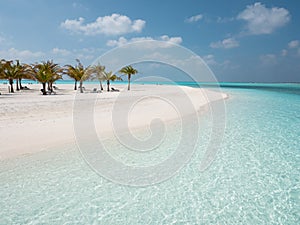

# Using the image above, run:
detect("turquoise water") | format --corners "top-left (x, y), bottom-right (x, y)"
top-left (0, 83), bottom-right (299, 224)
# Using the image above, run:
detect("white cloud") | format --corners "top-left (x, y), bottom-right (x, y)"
top-left (279, 41), bottom-right (300, 57)
top-left (50, 47), bottom-right (106, 65)
top-left (0, 46), bottom-right (107, 65)
top-left (202, 54), bottom-right (217, 65)
top-left (217, 17), bottom-right (234, 23)
top-left (220, 60), bottom-right (232, 69)
top-left (237, 2), bottom-right (290, 35)
top-left (202, 54), bottom-right (237, 70)
top-left (106, 35), bottom-right (183, 48)
top-left (210, 38), bottom-right (239, 49)
top-left (260, 54), bottom-right (277, 65)
top-left (288, 40), bottom-right (299, 49)
top-left (52, 48), bottom-right (71, 56)
top-left (281, 49), bottom-right (288, 56)
top-left (61, 14), bottom-right (145, 36)
top-left (0, 48), bottom-right (44, 62)
top-left (107, 37), bottom-right (140, 47)
top-left (160, 35), bottom-right (183, 44)
top-left (185, 14), bottom-right (203, 23)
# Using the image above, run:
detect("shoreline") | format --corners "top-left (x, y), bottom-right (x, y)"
top-left (0, 83), bottom-right (227, 160)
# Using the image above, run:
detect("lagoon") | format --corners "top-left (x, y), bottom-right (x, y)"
top-left (0, 83), bottom-right (299, 224)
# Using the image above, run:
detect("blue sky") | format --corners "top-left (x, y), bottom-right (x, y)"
top-left (0, 0), bottom-right (299, 82)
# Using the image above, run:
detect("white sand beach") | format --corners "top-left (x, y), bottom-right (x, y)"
top-left (0, 83), bottom-right (227, 160)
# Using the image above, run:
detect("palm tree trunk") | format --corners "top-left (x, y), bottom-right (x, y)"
top-left (99, 80), bottom-right (103, 90)
top-left (16, 79), bottom-right (20, 91)
top-left (128, 74), bottom-right (131, 90)
top-left (79, 80), bottom-right (83, 93)
top-left (49, 82), bottom-right (53, 92)
top-left (107, 80), bottom-right (110, 92)
top-left (19, 78), bottom-right (23, 89)
top-left (74, 80), bottom-right (77, 90)
top-left (9, 79), bottom-right (14, 93)
top-left (47, 82), bottom-right (51, 91)
top-left (42, 83), bottom-right (47, 95)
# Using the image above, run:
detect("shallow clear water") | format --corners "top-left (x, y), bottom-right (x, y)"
top-left (0, 84), bottom-right (299, 224)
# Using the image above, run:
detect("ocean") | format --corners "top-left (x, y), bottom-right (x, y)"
top-left (0, 83), bottom-right (299, 224)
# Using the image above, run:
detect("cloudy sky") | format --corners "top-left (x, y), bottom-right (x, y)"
top-left (0, 0), bottom-right (299, 82)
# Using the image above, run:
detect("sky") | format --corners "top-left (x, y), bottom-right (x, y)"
top-left (0, 0), bottom-right (299, 82)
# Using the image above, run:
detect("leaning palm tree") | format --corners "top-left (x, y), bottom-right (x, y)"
top-left (102, 71), bottom-right (122, 91)
top-left (87, 63), bottom-right (105, 90)
top-left (65, 59), bottom-right (89, 93)
top-left (64, 66), bottom-right (80, 91)
top-left (119, 65), bottom-right (138, 90)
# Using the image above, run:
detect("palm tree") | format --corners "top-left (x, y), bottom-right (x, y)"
top-left (0, 59), bottom-right (4, 78)
top-left (102, 71), bottom-right (122, 91)
top-left (0, 60), bottom-right (27, 93)
top-left (64, 66), bottom-right (80, 91)
top-left (30, 62), bottom-right (51, 95)
top-left (45, 62), bottom-right (63, 92)
top-left (119, 65), bottom-right (138, 90)
top-left (13, 60), bottom-right (31, 91)
top-left (30, 60), bottom-right (62, 95)
top-left (48, 72), bottom-right (62, 92)
top-left (1, 59), bottom-right (14, 93)
top-left (87, 63), bottom-right (105, 90)
top-left (0, 60), bottom-right (4, 90)
top-left (65, 59), bottom-right (89, 93)
top-left (18, 63), bottom-right (34, 90)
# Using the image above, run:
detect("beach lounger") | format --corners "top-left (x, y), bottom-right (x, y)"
top-left (47, 91), bottom-right (56, 95)
top-left (91, 88), bottom-right (102, 93)
top-left (111, 87), bottom-right (119, 92)
top-left (41, 89), bottom-right (56, 95)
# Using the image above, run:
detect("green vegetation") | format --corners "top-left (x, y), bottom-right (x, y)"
top-left (119, 65), bottom-right (138, 90)
top-left (0, 58), bottom-right (138, 95)
top-left (30, 60), bottom-right (63, 95)
top-left (0, 59), bottom-right (29, 93)
top-left (102, 71), bottom-right (122, 92)
top-left (64, 59), bottom-right (89, 93)
top-left (86, 63), bottom-right (106, 91)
